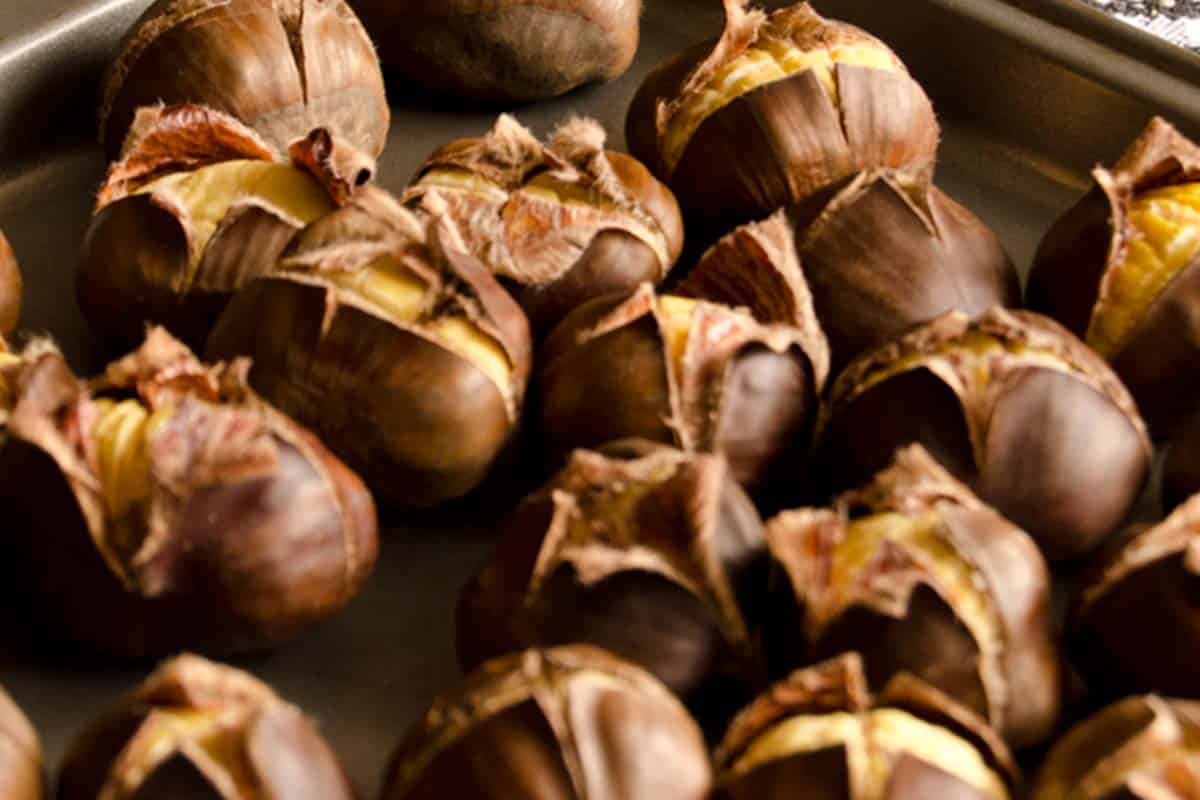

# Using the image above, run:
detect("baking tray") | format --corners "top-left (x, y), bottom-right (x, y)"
top-left (3, 0), bottom-right (1200, 793)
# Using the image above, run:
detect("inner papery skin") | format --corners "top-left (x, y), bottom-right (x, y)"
top-left (731, 709), bottom-right (1007, 800)
top-left (324, 256), bottom-right (513, 397)
top-left (662, 42), bottom-right (901, 174)
top-left (1089, 183), bottom-right (1200, 357)
top-left (416, 169), bottom-right (509, 202)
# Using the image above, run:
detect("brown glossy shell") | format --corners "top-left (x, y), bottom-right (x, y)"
top-left (0, 329), bottom-right (378, 658)
top-left (0, 686), bottom-right (42, 800)
top-left (765, 445), bottom-right (1060, 749)
top-left (206, 187), bottom-right (532, 508)
top-left (58, 654), bottom-right (354, 800)
top-left (1028, 116), bottom-right (1200, 437)
top-left (380, 645), bottom-right (712, 800)
top-left (1165, 408), bottom-right (1200, 510)
top-left (457, 442), bottom-right (767, 718)
top-left (818, 307), bottom-right (1152, 561)
top-left (353, 0), bottom-right (640, 103)
top-left (0, 229), bottom-right (22, 335)
top-left (100, 0), bottom-right (389, 161)
top-left (537, 284), bottom-right (828, 500)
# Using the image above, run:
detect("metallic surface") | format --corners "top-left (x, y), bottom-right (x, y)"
top-left (0, 0), bottom-right (1198, 793)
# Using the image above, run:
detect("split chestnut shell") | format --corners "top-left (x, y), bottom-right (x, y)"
top-left (380, 646), bottom-right (713, 800)
top-left (58, 654), bottom-right (354, 799)
top-left (0, 328), bottom-right (378, 658)
top-left (100, 0), bottom-right (389, 161)
top-left (206, 187), bottom-right (533, 508)
top-left (765, 445), bottom-right (1060, 750)
top-left (0, 229), bottom-right (21, 335)
top-left (626, 0), bottom-right (939, 235)
top-left (0, 686), bottom-right (42, 800)
top-left (817, 307), bottom-right (1152, 561)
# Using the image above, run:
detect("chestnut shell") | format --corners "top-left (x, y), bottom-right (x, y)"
top-left (0, 229), bottom-right (22, 335)
top-left (0, 686), bottom-right (42, 800)
top-left (1165, 408), bottom-right (1200, 510)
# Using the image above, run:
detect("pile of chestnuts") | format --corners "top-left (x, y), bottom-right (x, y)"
top-left (4, 0), bottom-right (1200, 794)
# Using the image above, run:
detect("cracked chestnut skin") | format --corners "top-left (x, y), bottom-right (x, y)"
top-left (351, 0), bottom-right (640, 103)
top-left (0, 686), bottom-right (42, 800)
top-left (59, 654), bottom-right (354, 800)
top-left (1033, 696), bottom-right (1200, 799)
top-left (626, 0), bottom-right (938, 237)
top-left (100, 0), bottom-right (388, 161)
top-left (1073, 493), bottom-right (1200, 699)
top-left (405, 114), bottom-right (684, 335)
top-left (1029, 117), bottom-right (1200, 437)
top-left (536, 283), bottom-right (829, 501)
top-left (380, 646), bottom-right (712, 800)
top-left (713, 653), bottom-right (1019, 800)
top-left (817, 307), bottom-right (1152, 561)
top-left (0, 229), bottom-right (21, 335)
top-left (458, 440), bottom-right (768, 723)
top-left (0, 329), bottom-right (378, 658)
top-left (764, 445), bottom-right (1061, 750)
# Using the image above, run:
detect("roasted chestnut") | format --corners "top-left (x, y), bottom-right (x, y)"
top-left (818, 307), bottom-right (1152, 561)
top-left (713, 653), bottom-right (1019, 799)
top-left (58, 654), bottom-right (353, 799)
top-left (380, 645), bottom-right (713, 800)
top-left (1033, 695), bottom-right (1200, 799)
top-left (626, 0), bottom-right (939, 235)
top-left (405, 114), bottom-right (684, 334)
top-left (1072, 493), bottom-right (1200, 699)
top-left (679, 173), bottom-right (1019, 371)
top-left (458, 441), bottom-right (767, 721)
top-left (0, 686), bottom-right (42, 800)
top-left (1029, 116), bottom-right (1200, 437)
top-left (765, 445), bottom-right (1060, 750)
top-left (99, 0), bottom-right (388, 161)
top-left (207, 187), bottom-right (532, 508)
top-left (537, 284), bottom-right (829, 500)
top-left (79, 104), bottom-right (373, 353)
top-left (1165, 408), bottom-right (1200, 510)
top-left (0, 328), bottom-right (377, 658)
top-left (0, 229), bottom-right (21, 335)
top-left (352, 0), bottom-right (640, 103)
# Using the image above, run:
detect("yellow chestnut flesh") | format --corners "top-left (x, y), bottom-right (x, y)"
top-left (416, 169), bottom-right (510, 202)
top-left (115, 708), bottom-right (256, 795)
top-left (91, 398), bottom-right (174, 522)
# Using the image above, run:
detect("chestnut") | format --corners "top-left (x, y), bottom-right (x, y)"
top-left (679, 173), bottom-right (1020, 371)
top-left (765, 445), bottom-right (1060, 750)
top-left (713, 653), bottom-right (1019, 799)
top-left (1029, 116), bottom-right (1200, 437)
top-left (1072, 492), bottom-right (1200, 699)
top-left (0, 686), bottom-right (42, 800)
top-left (0, 229), bottom-right (21, 335)
top-left (405, 114), bottom-right (685, 334)
top-left (626, 0), bottom-right (939, 236)
top-left (1165, 408), bottom-right (1200, 510)
top-left (351, 0), bottom-right (639, 103)
top-left (380, 645), bottom-right (713, 800)
top-left (458, 440), bottom-right (767, 723)
top-left (1033, 695), bottom-right (1200, 799)
top-left (58, 654), bottom-right (353, 799)
top-left (207, 187), bottom-right (532, 508)
top-left (79, 104), bottom-right (373, 353)
top-left (99, 0), bottom-right (388, 161)
top-left (537, 284), bottom-right (829, 500)
top-left (817, 307), bottom-right (1152, 561)
top-left (0, 328), bottom-right (378, 658)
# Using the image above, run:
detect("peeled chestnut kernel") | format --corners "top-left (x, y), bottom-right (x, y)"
top-left (352, 0), bottom-right (639, 103)
top-left (100, 0), bottom-right (388, 162)
top-left (59, 654), bottom-right (353, 799)
top-left (0, 686), bottom-right (42, 800)
top-left (79, 104), bottom-right (374, 353)
top-left (1072, 493), bottom-right (1200, 698)
top-left (538, 284), bottom-right (829, 499)
top-left (0, 328), bottom-right (378, 658)
top-left (380, 645), bottom-right (712, 800)
top-left (207, 187), bottom-right (532, 508)
top-left (1165, 409), bottom-right (1200, 510)
top-left (713, 653), bottom-right (1019, 800)
top-left (1029, 117), bottom-right (1200, 436)
top-left (405, 115), bottom-right (684, 334)
top-left (458, 441), bottom-right (767, 721)
top-left (1033, 695), bottom-right (1200, 799)
top-left (626, 0), bottom-right (938, 235)
top-left (818, 307), bottom-right (1152, 561)
top-left (0, 229), bottom-right (22, 335)
top-left (765, 445), bottom-right (1060, 750)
